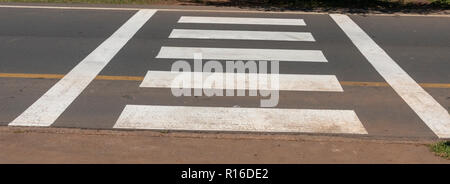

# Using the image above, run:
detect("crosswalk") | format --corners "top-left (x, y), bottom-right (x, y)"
top-left (1, 4), bottom-right (449, 140)
top-left (115, 15), bottom-right (368, 134)
top-left (3, 7), bottom-right (449, 138)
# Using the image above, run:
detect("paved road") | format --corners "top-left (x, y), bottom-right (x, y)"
top-left (0, 4), bottom-right (449, 139)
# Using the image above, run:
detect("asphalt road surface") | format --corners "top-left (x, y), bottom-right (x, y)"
top-left (0, 4), bottom-right (449, 140)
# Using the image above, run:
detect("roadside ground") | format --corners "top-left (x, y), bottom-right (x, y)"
top-left (0, 0), bottom-right (449, 15)
top-left (1, 126), bottom-right (449, 163)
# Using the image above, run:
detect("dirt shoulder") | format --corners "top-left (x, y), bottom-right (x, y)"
top-left (0, 1), bottom-right (448, 16)
top-left (0, 126), bottom-right (448, 164)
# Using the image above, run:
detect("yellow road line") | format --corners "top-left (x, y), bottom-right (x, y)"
top-left (0, 73), bottom-right (64, 79)
top-left (339, 81), bottom-right (390, 87)
top-left (95, 75), bottom-right (144, 81)
top-left (0, 72), bottom-right (449, 89)
top-left (0, 73), bottom-right (144, 81)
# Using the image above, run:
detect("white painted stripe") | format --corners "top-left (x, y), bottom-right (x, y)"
top-left (114, 105), bottom-right (367, 134)
top-left (169, 29), bottom-right (315, 41)
top-left (0, 5), bottom-right (140, 11)
top-left (8, 10), bottom-right (157, 127)
top-left (331, 14), bottom-right (450, 138)
top-left (140, 71), bottom-right (343, 92)
top-left (178, 16), bottom-right (306, 26)
top-left (156, 47), bottom-right (327, 62)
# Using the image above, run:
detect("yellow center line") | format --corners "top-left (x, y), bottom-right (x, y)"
top-left (0, 73), bottom-right (65, 79)
top-left (95, 75), bottom-right (144, 81)
top-left (0, 72), bottom-right (449, 89)
top-left (339, 81), bottom-right (390, 87)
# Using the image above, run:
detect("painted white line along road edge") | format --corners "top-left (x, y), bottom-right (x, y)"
top-left (169, 29), bottom-right (316, 41)
top-left (114, 105), bottom-right (367, 134)
top-left (140, 71), bottom-right (343, 92)
top-left (330, 14), bottom-right (450, 138)
top-left (9, 9), bottom-right (157, 127)
top-left (178, 16), bottom-right (306, 26)
top-left (156, 47), bottom-right (328, 62)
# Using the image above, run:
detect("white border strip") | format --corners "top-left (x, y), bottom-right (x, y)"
top-left (156, 47), bottom-right (328, 62)
top-left (9, 9), bottom-right (157, 127)
top-left (114, 105), bottom-right (367, 134)
top-left (140, 71), bottom-right (343, 92)
top-left (178, 16), bottom-right (306, 26)
top-left (0, 4), bottom-right (140, 11)
top-left (331, 14), bottom-right (450, 138)
top-left (169, 29), bottom-right (315, 41)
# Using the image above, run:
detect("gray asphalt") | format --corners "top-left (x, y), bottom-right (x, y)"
top-left (0, 6), bottom-right (448, 139)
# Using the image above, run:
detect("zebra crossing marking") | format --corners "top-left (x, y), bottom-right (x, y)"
top-left (114, 105), bottom-right (367, 134)
top-left (140, 71), bottom-right (343, 92)
top-left (156, 47), bottom-right (328, 62)
top-left (178, 16), bottom-right (306, 26)
top-left (169, 29), bottom-right (315, 41)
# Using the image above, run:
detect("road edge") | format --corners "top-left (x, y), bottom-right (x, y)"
top-left (0, 2), bottom-right (449, 17)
